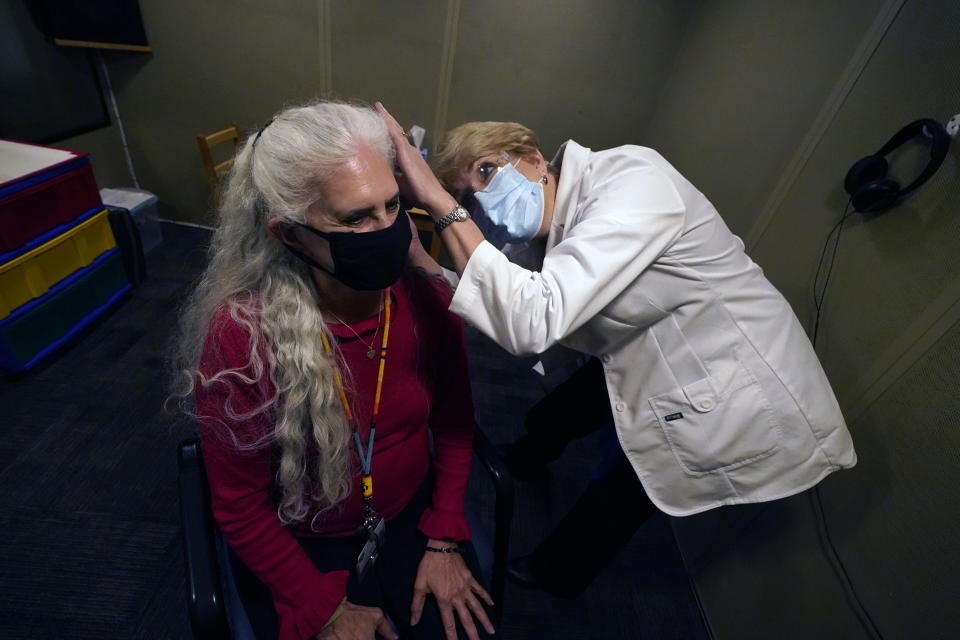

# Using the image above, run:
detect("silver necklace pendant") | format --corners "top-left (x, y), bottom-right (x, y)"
top-left (325, 291), bottom-right (384, 362)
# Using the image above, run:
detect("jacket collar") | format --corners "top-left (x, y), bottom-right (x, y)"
top-left (547, 140), bottom-right (590, 250)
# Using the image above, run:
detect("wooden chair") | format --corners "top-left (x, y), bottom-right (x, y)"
top-left (197, 124), bottom-right (240, 198)
top-left (409, 208), bottom-right (445, 262)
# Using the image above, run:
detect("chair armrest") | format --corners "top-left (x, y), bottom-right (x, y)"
top-left (472, 427), bottom-right (514, 629)
top-left (178, 438), bottom-right (231, 639)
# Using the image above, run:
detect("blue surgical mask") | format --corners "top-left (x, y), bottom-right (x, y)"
top-left (473, 162), bottom-right (544, 246)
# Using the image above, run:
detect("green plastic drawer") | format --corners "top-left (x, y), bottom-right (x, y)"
top-left (0, 248), bottom-right (131, 372)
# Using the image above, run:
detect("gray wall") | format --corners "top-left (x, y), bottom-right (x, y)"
top-left (18, 0), bottom-right (959, 637)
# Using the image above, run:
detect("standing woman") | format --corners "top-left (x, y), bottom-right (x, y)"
top-left (173, 101), bottom-right (495, 640)
top-left (376, 102), bottom-right (856, 595)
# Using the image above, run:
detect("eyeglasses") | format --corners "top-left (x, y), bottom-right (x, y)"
top-left (471, 152), bottom-right (514, 188)
top-left (451, 152), bottom-right (516, 204)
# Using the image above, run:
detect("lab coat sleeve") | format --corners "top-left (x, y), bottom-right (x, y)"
top-left (450, 159), bottom-right (685, 355)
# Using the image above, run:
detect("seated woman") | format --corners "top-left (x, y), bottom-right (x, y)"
top-left (173, 101), bottom-right (494, 640)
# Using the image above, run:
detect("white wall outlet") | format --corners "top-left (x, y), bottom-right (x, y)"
top-left (946, 113), bottom-right (960, 138)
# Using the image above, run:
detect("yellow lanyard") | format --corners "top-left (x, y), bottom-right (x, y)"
top-left (320, 289), bottom-right (391, 505)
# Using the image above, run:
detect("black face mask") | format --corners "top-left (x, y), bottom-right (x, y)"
top-left (285, 209), bottom-right (411, 291)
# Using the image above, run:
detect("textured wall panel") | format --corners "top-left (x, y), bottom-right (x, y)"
top-left (639, 0), bottom-right (885, 237)
top-left (749, 0), bottom-right (960, 409)
top-left (820, 319), bottom-right (960, 637)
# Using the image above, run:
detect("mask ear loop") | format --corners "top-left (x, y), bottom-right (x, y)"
top-left (506, 152), bottom-right (548, 184)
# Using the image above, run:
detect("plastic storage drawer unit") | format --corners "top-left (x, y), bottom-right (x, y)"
top-left (0, 208), bottom-right (115, 319)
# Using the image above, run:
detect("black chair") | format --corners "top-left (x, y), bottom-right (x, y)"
top-left (178, 429), bottom-right (514, 639)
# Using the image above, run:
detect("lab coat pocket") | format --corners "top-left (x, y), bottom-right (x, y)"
top-left (648, 363), bottom-right (780, 474)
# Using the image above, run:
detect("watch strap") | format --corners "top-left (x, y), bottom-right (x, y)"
top-left (434, 204), bottom-right (470, 233)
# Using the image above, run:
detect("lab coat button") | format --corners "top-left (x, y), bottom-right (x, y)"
top-left (698, 398), bottom-right (715, 411)
top-left (615, 401), bottom-right (626, 412)
top-left (602, 354), bottom-right (612, 364)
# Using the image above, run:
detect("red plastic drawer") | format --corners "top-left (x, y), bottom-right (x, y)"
top-left (0, 161), bottom-right (102, 253)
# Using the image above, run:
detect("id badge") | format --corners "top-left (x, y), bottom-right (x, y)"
top-left (356, 516), bottom-right (386, 583)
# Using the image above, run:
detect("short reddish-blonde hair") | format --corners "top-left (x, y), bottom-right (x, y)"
top-left (432, 121), bottom-right (541, 190)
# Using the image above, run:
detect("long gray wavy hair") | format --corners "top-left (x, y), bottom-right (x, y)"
top-left (171, 100), bottom-right (395, 525)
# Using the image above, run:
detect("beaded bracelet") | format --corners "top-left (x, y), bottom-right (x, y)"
top-left (425, 545), bottom-right (461, 553)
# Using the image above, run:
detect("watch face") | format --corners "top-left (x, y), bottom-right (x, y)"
top-left (437, 206), bottom-right (469, 231)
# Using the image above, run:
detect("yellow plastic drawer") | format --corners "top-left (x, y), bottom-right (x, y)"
top-left (0, 209), bottom-right (116, 319)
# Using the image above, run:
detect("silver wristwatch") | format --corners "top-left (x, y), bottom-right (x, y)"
top-left (434, 204), bottom-right (470, 233)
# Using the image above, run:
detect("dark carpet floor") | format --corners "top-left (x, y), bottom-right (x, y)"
top-left (0, 222), bottom-right (707, 639)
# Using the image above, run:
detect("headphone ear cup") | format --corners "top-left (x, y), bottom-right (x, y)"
top-left (844, 155), bottom-right (888, 196)
top-left (851, 178), bottom-right (900, 213)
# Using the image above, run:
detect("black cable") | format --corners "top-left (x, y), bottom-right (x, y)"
top-left (808, 199), bottom-right (884, 639)
top-left (810, 486), bottom-right (884, 639)
top-left (811, 201), bottom-right (856, 346)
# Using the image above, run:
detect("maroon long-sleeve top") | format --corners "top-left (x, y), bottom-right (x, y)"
top-left (195, 273), bottom-right (476, 639)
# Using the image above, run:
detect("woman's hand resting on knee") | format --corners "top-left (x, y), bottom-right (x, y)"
top-left (411, 539), bottom-right (495, 640)
top-left (317, 600), bottom-right (397, 640)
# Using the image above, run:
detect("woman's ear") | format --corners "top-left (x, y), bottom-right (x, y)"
top-left (267, 216), bottom-right (300, 248)
top-left (524, 149), bottom-right (547, 169)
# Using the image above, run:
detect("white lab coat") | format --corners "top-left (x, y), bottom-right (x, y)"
top-left (450, 140), bottom-right (856, 516)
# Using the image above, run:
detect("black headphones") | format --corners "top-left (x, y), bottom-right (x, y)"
top-left (843, 118), bottom-right (950, 213)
